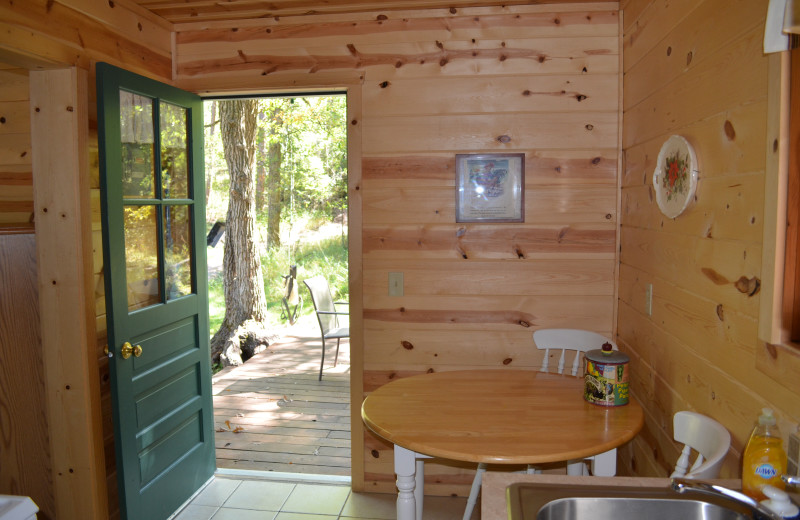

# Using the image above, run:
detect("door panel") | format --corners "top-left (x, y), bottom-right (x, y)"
top-left (97, 62), bottom-right (214, 520)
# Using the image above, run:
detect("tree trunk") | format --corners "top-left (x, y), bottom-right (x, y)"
top-left (266, 140), bottom-right (282, 249)
top-left (210, 99), bottom-right (270, 367)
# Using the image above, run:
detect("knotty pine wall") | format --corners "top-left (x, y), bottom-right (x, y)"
top-left (0, 64), bottom-right (32, 228)
top-left (618, 0), bottom-right (800, 480)
top-left (0, 1), bottom-right (173, 518)
top-left (175, 3), bottom-right (622, 494)
top-left (12, 0), bottom-right (796, 510)
top-left (0, 232), bottom-right (53, 518)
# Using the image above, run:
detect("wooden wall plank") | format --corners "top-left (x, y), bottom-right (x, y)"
top-left (30, 67), bottom-right (107, 520)
top-left (177, 17), bottom-right (619, 55)
top-left (617, 300), bottom-right (776, 478)
top-left (620, 226), bottom-right (760, 315)
top-left (0, 65), bottom-right (32, 228)
top-left (0, 213), bottom-right (33, 225)
top-left (363, 323), bottom-right (613, 366)
top-left (621, 0), bottom-right (703, 72)
top-left (174, 3), bottom-right (617, 494)
top-left (65, 0), bottom-right (174, 37)
top-left (624, 27), bottom-right (767, 148)
top-left (363, 75), bottom-right (619, 115)
top-left (623, 101), bottom-right (768, 188)
top-left (0, 1), bottom-right (181, 514)
top-left (0, 1), bottom-right (172, 81)
top-left (168, 3), bottom-right (618, 30)
top-left (363, 294), bottom-right (614, 323)
top-left (620, 0), bottom-right (798, 480)
top-left (362, 52), bottom-right (620, 80)
top-left (362, 184), bottom-right (617, 224)
top-left (5, 1), bottom-right (628, 500)
top-left (345, 84), bottom-right (367, 490)
top-left (0, 232), bottom-right (54, 518)
top-left (621, 172), bottom-right (764, 243)
top-left (0, 69), bottom-right (30, 100)
top-left (158, 1), bottom-right (618, 25)
top-left (0, 101), bottom-right (32, 134)
top-left (363, 151), bottom-right (618, 186)
top-left (363, 113), bottom-right (618, 153)
top-left (0, 134), bottom-right (31, 165)
top-left (362, 224), bottom-right (616, 260)
top-left (177, 36), bottom-right (620, 80)
top-left (362, 258), bottom-right (615, 295)
top-left (622, 0), bottom-right (765, 111)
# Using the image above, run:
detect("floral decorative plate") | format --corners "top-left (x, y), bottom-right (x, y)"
top-left (653, 135), bottom-right (698, 218)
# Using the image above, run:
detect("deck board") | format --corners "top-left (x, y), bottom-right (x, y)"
top-left (212, 324), bottom-right (351, 476)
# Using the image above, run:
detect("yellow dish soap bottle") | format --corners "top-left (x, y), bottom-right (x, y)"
top-left (742, 408), bottom-right (787, 502)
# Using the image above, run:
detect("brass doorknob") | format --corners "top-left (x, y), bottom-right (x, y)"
top-left (121, 342), bottom-right (143, 359)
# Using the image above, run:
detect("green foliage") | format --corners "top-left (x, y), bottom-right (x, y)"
top-left (262, 232), bottom-right (349, 316)
top-left (204, 93), bottom-right (349, 335)
top-left (204, 102), bottom-right (230, 227)
top-left (207, 231), bottom-right (348, 331)
top-left (207, 247), bottom-right (226, 334)
top-left (205, 96), bottom-right (347, 231)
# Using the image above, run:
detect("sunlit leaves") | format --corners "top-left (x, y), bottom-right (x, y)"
top-left (204, 95), bottom-right (347, 231)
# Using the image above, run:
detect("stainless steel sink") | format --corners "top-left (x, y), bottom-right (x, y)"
top-left (506, 483), bottom-right (755, 520)
top-left (536, 496), bottom-right (747, 520)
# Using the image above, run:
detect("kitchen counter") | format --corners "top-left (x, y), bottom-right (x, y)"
top-left (480, 473), bottom-right (741, 520)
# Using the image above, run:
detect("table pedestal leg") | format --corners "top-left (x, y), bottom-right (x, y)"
top-left (590, 449), bottom-right (617, 476)
top-left (566, 460), bottom-right (586, 475)
top-left (394, 445), bottom-right (417, 520)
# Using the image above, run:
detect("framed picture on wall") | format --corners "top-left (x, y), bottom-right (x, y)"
top-left (455, 153), bottom-right (525, 223)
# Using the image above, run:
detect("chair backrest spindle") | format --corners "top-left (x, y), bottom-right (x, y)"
top-left (670, 411), bottom-right (730, 479)
top-left (533, 329), bottom-right (617, 376)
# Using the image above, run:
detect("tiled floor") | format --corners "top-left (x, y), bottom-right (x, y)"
top-left (173, 473), bottom-right (475, 520)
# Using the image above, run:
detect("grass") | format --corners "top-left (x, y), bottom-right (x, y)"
top-left (207, 231), bottom-right (348, 336)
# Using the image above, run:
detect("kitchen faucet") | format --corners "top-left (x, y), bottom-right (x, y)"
top-left (670, 478), bottom-right (785, 520)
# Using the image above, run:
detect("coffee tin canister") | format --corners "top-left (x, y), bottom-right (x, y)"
top-left (583, 346), bottom-right (630, 407)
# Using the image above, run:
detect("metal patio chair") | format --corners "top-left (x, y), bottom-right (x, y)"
top-left (303, 276), bottom-right (349, 381)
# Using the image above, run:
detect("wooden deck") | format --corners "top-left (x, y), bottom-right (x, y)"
top-left (212, 318), bottom-right (351, 476)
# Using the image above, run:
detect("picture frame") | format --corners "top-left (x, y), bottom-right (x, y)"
top-left (455, 153), bottom-right (525, 223)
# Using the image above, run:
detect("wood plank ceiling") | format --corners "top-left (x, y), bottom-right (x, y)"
top-left (130, 0), bottom-right (618, 24)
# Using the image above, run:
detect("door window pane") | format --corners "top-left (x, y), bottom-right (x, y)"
top-left (120, 91), bottom-right (155, 199)
top-left (124, 205), bottom-right (160, 310)
top-left (160, 102), bottom-right (189, 199)
top-left (164, 205), bottom-right (193, 300)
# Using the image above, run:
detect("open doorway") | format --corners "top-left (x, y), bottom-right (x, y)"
top-left (203, 93), bottom-right (350, 477)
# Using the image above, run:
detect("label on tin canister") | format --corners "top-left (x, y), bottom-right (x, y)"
top-left (583, 358), bottom-right (629, 407)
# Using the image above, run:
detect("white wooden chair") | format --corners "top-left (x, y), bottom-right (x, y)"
top-left (302, 276), bottom-right (349, 381)
top-left (463, 328), bottom-right (618, 520)
top-left (535, 328), bottom-right (620, 476)
top-left (670, 411), bottom-right (731, 479)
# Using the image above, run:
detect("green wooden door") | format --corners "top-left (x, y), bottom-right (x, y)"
top-left (96, 63), bottom-right (215, 520)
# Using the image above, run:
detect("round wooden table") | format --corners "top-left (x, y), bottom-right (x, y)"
top-left (361, 369), bottom-right (644, 519)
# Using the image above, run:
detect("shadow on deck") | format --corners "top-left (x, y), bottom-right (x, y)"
top-left (212, 317), bottom-right (351, 476)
